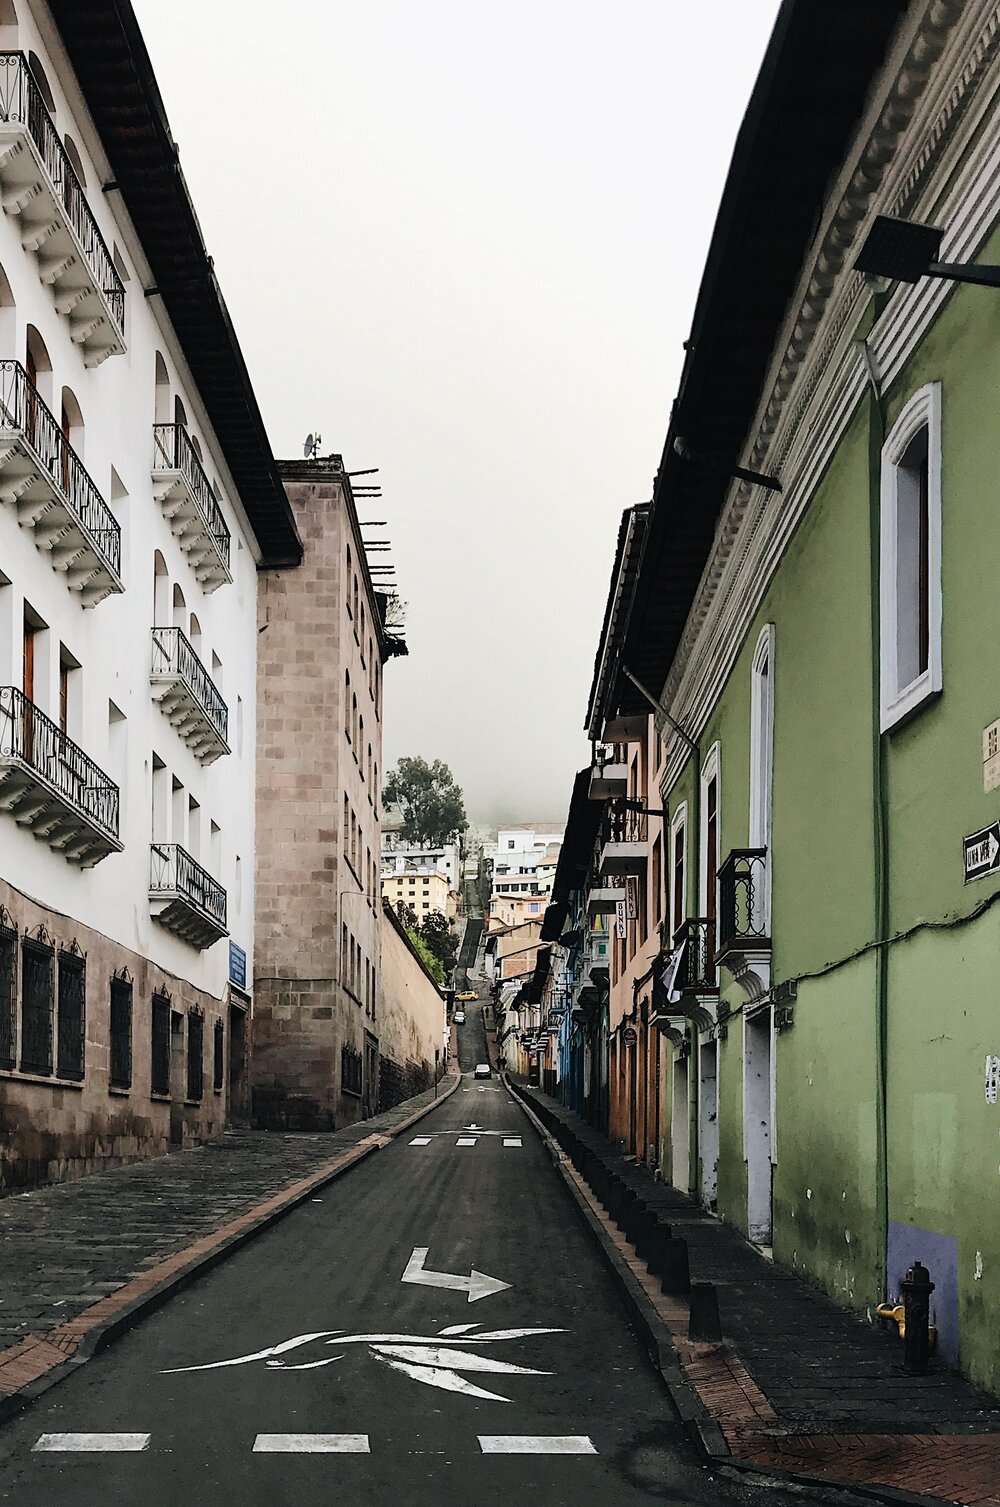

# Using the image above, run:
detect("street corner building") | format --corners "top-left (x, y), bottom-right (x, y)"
top-left (0, 1), bottom-right (302, 1188)
top-left (532, 0), bottom-right (1000, 1402)
top-left (251, 456), bottom-right (439, 1131)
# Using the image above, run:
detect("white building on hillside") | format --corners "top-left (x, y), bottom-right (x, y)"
top-left (0, 0), bottom-right (301, 1189)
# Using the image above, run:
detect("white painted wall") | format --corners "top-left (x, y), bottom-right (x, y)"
top-left (0, 2), bottom-right (258, 999)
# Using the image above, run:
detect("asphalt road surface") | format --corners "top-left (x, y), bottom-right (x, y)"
top-left (0, 996), bottom-right (842, 1505)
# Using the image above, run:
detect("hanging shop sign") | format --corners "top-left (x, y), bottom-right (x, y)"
top-left (622, 1025), bottom-right (638, 1048)
top-left (615, 900), bottom-right (627, 938)
top-left (625, 876), bottom-right (639, 921)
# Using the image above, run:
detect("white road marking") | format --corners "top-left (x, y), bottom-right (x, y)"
top-left (401, 1246), bottom-right (511, 1303)
top-left (456, 1137), bottom-right (477, 1146)
top-left (479, 1436), bottom-right (597, 1455)
top-left (409, 1136), bottom-right (432, 1146)
top-left (503, 1138), bottom-right (522, 1148)
top-left (33, 1433), bottom-right (150, 1452)
top-left (253, 1434), bottom-right (369, 1453)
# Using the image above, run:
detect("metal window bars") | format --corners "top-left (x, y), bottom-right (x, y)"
top-left (19, 928), bottom-right (54, 1074)
top-left (604, 802), bottom-right (649, 845)
top-left (0, 360), bottom-right (121, 577)
top-left (150, 991), bottom-right (170, 1095)
top-left (186, 1011), bottom-right (203, 1101)
top-left (0, 53), bottom-right (126, 333)
top-left (0, 685), bottom-right (121, 842)
top-left (109, 969), bottom-right (133, 1089)
top-left (149, 842), bottom-right (227, 931)
top-left (152, 424), bottom-right (231, 569)
top-left (56, 943), bottom-right (86, 1080)
top-left (341, 1042), bottom-right (362, 1095)
top-left (213, 1017), bottom-right (224, 1092)
top-left (150, 626), bottom-right (229, 744)
top-left (0, 905), bottom-right (15, 1070)
top-left (671, 917), bottom-right (718, 993)
top-left (718, 848), bottom-right (769, 953)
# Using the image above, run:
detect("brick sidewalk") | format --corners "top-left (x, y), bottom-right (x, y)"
top-left (0, 1072), bottom-right (458, 1415)
top-left (517, 1085), bottom-right (1000, 1507)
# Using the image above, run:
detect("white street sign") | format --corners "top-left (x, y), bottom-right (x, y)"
top-left (402, 1246), bottom-right (511, 1303)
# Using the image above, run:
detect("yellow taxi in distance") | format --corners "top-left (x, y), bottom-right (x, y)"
top-left (456, 991), bottom-right (477, 1002)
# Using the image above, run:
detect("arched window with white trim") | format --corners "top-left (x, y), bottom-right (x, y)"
top-left (749, 624), bottom-right (775, 931)
top-left (669, 802), bottom-right (688, 942)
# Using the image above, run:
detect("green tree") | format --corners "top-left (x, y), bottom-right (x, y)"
top-left (384, 757), bottom-right (467, 847)
top-left (420, 910), bottom-right (458, 977)
top-left (395, 900), bottom-right (419, 931)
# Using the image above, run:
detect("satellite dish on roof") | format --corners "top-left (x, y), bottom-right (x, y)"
top-left (303, 432), bottom-right (321, 459)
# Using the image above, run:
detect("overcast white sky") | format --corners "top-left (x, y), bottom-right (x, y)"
top-left (132, 0), bottom-right (782, 826)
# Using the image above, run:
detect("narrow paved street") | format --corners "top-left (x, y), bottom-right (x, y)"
top-left (0, 995), bottom-right (844, 1506)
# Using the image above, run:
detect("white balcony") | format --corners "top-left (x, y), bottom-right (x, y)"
top-left (599, 807), bottom-right (649, 877)
top-left (0, 360), bottom-right (122, 605)
top-left (587, 885), bottom-right (624, 918)
top-left (151, 425), bottom-right (232, 592)
top-left (0, 687), bottom-right (122, 867)
top-left (150, 627), bottom-right (229, 764)
top-left (589, 761), bottom-right (628, 800)
top-left (0, 53), bottom-right (126, 365)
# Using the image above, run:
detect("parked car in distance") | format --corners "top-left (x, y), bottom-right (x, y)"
top-left (474, 1063), bottom-right (492, 1079)
top-left (456, 991), bottom-right (477, 1002)
top-left (453, 1011), bottom-right (465, 1024)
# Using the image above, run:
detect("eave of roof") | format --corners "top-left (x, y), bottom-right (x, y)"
top-left (551, 767), bottom-right (603, 903)
top-left (48, 1), bottom-right (302, 568)
top-left (613, 0), bottom-right (907, 719)
top-left (584, 502), bottom-right (650, 739)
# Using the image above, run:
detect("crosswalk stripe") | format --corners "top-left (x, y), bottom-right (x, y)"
top-left (253, 1434), bottom-right (370, 1453)
top-left (503, 1137), bottom-right (522, 1148)
top-left (33, 1433), bottom-right (150, 1452)
top-left (456, 1137), bottom-right (477, 1146)
top-left (409, 1136), bottom-right (432, 1146)
top-left (478, 1435), bottom-right (597, 1455)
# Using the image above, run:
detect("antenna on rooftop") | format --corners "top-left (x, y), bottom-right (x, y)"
top-left (302, 431), bottom-right (322, 460)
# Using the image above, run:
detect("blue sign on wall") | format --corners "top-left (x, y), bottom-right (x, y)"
top-left (229, 941), bottom-right (247, 990)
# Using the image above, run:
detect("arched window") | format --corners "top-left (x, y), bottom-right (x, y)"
top-left (344, 670), bottom-right (351, 739)
top-left (352, 692), bottom-right (358, 747)
top-left (189, 432), bottom-right (203, 463)
top-left (189, 613), bottom-right (202, 654)
top-left (353, 575), bottom-right (359, 624)
top-left (152, 551), bottom-right (169, 625)
top-left (172, 582), bottom-right (186, 631)
top-left (358, 714), bottom-right (364, 773)
top-left (63, 133), bottom-right (86, 189)
top-left (669, 803), bottom-right (687, 940)
top-left (27, 51), bottom-right (54, 114)
top-left (174, 394), bottom-right (188, 430)
top-left (60, 386), bottom-right (83, 457)
top-left (367, 742), bottom-right (372, 787)
top-left (25, 324), bottom-right (51, 404)
top-left (154, 352), bottom-right (170, 424)
top-left (361, 601), bottom-right (366, 644)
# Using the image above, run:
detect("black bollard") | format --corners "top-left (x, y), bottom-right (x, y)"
top-left (660, 1236), bottom-right (692, 1295)
top-left (645, 1220), bottom-right (674, 1275)
top-left (604, 1176), bottom-right (625, 1219)
top-left (615, 1188), bottom-right (638, 1231)
top-left (632, 1206), bottom-right (659, 1259)
top-left (901, 1261), bottom-right (935, 1375)
top-left (622, 1199), bottom-right (649, 1244)
top-left (688, 1282), bottom-right (723, 1343)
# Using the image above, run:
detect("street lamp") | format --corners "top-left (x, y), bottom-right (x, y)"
top-left (854, 214), bottom-right (1000, 289)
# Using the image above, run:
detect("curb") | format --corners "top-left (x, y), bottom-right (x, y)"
top-left (0, 1071), bottom-right (462, 1427)
top-left (506, 1079), bottom-right (950, 1507)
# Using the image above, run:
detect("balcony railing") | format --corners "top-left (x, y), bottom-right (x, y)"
top-left (600, 801), bottom-right (648, 877)
top-left (0, 53), bottom-right (126, 359)
top-left (152, 424), bottom-right (232, 589)
top-left (149, 842), bottom-right (228, 949)
top-left (150, 626), bottom-right (229, 762)
top-left (0, 686), bottom-right (121, 865)
top-left (0, 360), bottom-right (122, 601)
top-left (672, 917), bottom-right (718, 994)
top-left (604, 803), bottom-right (648, 845)
top-left (717, 848), bottom-right (770, 960)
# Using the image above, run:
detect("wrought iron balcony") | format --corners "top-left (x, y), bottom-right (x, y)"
top-left (0, 686), bottom-right (121, 866)
top-left (149, 842), bottom-right (228, 949)
top-left (151, 425), bottom-right (232, 591)
top-left (588, 747), bottom-right (628, 800)
top-left (672, 917), bottom-right (718, 995)
top-left (0, 361), bottom-right (122, 604)
top-left (600, 802), bottom-right (648, 876)
top-left (150, 627), bottom-right (229, 763)
top-left (587, 885), bottom-right (625, 918)
top-left (717, 848), bottom-right (770, 963)
top-left (0, 53), bottom-right (125, 363)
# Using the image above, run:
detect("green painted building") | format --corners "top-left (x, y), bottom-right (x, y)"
top-left (596, 0), bottom-right (1000, 1394)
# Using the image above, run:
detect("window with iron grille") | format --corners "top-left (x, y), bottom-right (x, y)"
top-left (109, 971), bottom-right (133, 1090)
top-left (151, 990), bottom-right (170, 1095)
top-left (0, 908), bottom-right (16, 1071)
top-left (56, 946), bottom-right (86, 1080)
top-left (341, 1043), bottom-right (362, 1095)
top-left (187, 1011), bottom-right (203, 1101)
top-left (213, 1017), bottom-right (224, 1092)
top-left (20, 932), bottom-right (54, 1075)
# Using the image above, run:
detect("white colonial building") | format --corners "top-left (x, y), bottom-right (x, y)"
top-left (0, 0), bottom-right (301, 1188)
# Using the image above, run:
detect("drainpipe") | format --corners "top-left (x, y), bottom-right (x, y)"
top-left (862, 328), bottom-right (890, 1290)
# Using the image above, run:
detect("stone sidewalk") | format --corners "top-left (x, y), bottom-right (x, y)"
top-left (515, 1084), bottom-right (1000, 1507)
top-left (0, 1072), bottom-right (458, 1416)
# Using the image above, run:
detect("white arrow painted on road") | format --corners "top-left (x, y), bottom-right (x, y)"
top-left (402, 1246), bottom-right (511, 1304)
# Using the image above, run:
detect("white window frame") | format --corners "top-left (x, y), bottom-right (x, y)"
top-left (668, 801), bottom-right (688, 943)
top-left (879, 381), bottom-right (942, 732)
top-left (699, 742), bottom-right (721, 919)
top-left (749, 625), bottom-right (775, 932)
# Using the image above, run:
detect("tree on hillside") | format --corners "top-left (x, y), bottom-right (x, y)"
top-left (395, 900), bottom-right (419, 931)
top-left (384, 757), bottom-right (467, 847)
top-left (420, 910), bottom-right (458, 977)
